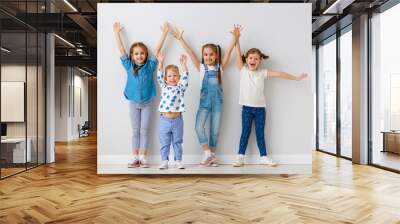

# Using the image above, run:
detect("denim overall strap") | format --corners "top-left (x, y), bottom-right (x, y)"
top-left (206, 64), bottom-right (219, 78)
top-left (201, 64), bottom-right (209, 93)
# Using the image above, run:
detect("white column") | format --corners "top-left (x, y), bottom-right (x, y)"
top-left (46, 33), bottom-right (55, 163)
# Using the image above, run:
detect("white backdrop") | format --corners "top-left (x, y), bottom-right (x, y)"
top-left (98, 3), bottom-right (313, 170)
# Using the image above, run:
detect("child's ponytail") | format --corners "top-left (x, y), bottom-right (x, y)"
top-left (242, 48), bottom-right (269, 63)
top-left (217, 45), bottom-right (222, 85)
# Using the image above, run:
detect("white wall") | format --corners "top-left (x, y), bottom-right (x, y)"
top-left (72, 72), bottom-right (89, 138)
top-left (55, 67), bottom-right (89, 141)
top-left (98, 3), bottom-right (313, 167)
top-left (55, 67), bottom-right (69, 141)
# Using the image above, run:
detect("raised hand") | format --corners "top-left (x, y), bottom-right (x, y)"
top-left (180, 54), bottom-right (187, 66)
top-left (230, 24), bottom-right (243, 38)
top-left (160, 22), bottom-right (170, 34)
top-left (180, 54), bottom-right (188, 72)
top-left (113, 22), bottom-right (123, 34)
top-left (113, 22), bottom-right (127, 56)
top-left (156, 52), bottom-right (165, 64)
top-left (296, 73), bottom-right (308, 81)
top-left (171, 27), bottom-right (184, 40)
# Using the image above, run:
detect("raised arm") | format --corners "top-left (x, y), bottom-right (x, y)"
top-left (154, 22), bottom-right (170, 56)
top-left (156, 53), bottom-right (164, 71)
top-left (179, 54), bottom-right (189, 91)
top-left (221, 25), bottom-right (241, 70)
top-left (156, 53), bottom-right (166, 86)
top-left (180, 54), bottom-right (189, 73)
top-left (113, 22), bottom-right (127, 56)
top-left (268, 70), bottom-right (308, 81)
top-left (235, 39), bottom-right (244, 70)
top-left (171, 28), bottom-right (201, 72)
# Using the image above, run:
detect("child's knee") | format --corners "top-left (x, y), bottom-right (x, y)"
top-left (140, 128), bottom-right (148, 136)
top-left (132, 128), bottom-right (140, 137)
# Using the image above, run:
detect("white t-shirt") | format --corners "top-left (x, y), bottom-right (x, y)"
top-left (239, 66), bottom-right (268, 107)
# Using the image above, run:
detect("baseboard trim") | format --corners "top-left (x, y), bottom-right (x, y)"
top-left (98, 154), bottom-right (311, 165)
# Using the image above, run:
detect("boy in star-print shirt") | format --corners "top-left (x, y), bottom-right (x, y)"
top-left (156, 53), bottom-right (189, 170)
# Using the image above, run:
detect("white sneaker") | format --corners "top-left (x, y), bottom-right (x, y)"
top-left (210, 153), bottom-right (219, 167)
top-left (175, 160), bottom-right (185, 169)
top-left (210, 157), bottom-right (219, 167)
top-left (159, 160), bottom-right (169, 169)
top-left (200, 151), bottom-right (213, 166)
top-left (260, 156), bottom-right (277, 166)
top-left (232, 154), bottom-right (244, 167)
top-left (139, 157), bottom-right (149, 168)
top-left (127, 158), bottom-right (139, 168)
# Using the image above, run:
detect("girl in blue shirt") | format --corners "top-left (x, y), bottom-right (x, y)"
top-left (113, 22), bottom-right (170, 168)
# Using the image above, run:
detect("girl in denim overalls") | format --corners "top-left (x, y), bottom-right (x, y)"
top-left (172, 25), bottom-right (239, 166)
top-left (113, 22), bottom-right (170, 168)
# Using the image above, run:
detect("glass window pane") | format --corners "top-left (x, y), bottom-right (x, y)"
top-left (340, 29), bottom-right (352, 158)
top-left (1, 31), bottom-right (27, 177)
top-left (371, 3), bottom-right (400, 171)
top-left (0, 1), bottom-right (46, 179)
top-left (318, 37), bottom-right (337, 154)
top-left (27, 32), bottom-right (38, 169)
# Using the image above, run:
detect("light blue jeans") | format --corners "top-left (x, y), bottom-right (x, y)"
top-left (195, 88), bottom-right (223, 148)
top-left (195, 67), bottom-right (223, 149)
top-left (129, 100), bottom-right (152, 150)
top-left (159, 115), bottom-right (183, 161)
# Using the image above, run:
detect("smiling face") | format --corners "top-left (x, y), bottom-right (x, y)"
top-left (131, 46), bottom-right (147, 65)
top-left (165, 66), bottom-right (180, 86)
top-left (243, 48), bottom-right (269, 71)
top-left (129, 42), bottom-right (148, 65)
top-left (246, 53), bottom-right (261, 71)
top-left (202, 46), bottom-right (218, 66)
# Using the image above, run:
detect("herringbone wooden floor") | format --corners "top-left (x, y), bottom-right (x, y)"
top-left (1, 135), bottom-right (400, 224)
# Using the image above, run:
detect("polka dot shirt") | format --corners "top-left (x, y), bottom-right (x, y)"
top-left (157, 70), bottom-right (189, 112)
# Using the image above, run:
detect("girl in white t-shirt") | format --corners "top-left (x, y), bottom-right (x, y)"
top-left (232, 26), bottom-right (307, 167)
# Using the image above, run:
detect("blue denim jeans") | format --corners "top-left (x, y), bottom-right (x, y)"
top-left (129, 100), bottom-right (153, 150)
top-left (195, 108), bottom-right (221, 149)
top-left (195, 64), bottom-right (223, 149)
top-left (159, 115), bottom-right (183, 161)
top-left (238, 106), bottom-right (267, 156)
